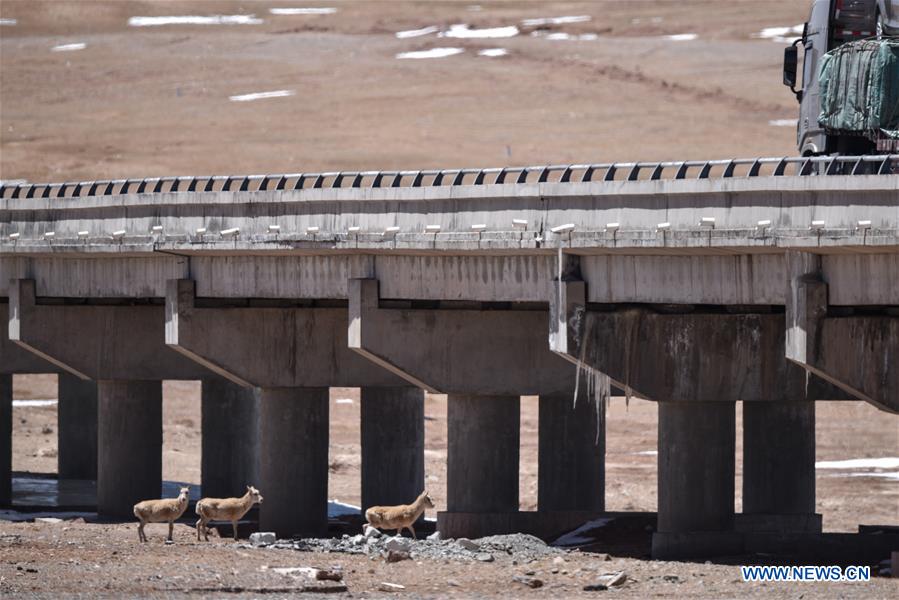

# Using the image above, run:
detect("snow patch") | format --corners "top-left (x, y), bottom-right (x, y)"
top-left (229, 90), bottom-right (295, 102)
top-left (128, 15), bottom-right (263, 27)
top-left (396, 47), bottom-right (464, 60)
top-left (441, 24), bottom-right (519, 39)
top-left (329, 500), bottom-right (360, 517)
top-left (522, 15), bottom-right (591, 27)
top-left (0, 510), bottom-right (95, 522)
top-left (769, 119), bottom-right (798, 127)
top-left (269, 7), bottom-right (337, 15)
top-left (815, 457), bottom-right (899, 470)
top-left (13, 399), bottom-right (58, 408)
top-left (396, 25), bottom-right (439, 39)
top-left (478, 48), bottom-right (508, 57)
top-left (534, 31), bottom-right (598, 41)
top-left (51, 43), bottom-right (86, 52)
top-left (335, 398), bottom-right (354, 405)
top-left (755, 24), bottom-right (804, 43)
top-left (845, 471), bottom-right (899, 481)
top-left (665, 33), bottom-right (698, 41)
top-left (0, 18), bottom-right (17, 26)
top-left (553, 517), bottom-right (614, 547)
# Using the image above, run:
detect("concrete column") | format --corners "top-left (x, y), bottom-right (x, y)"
top-left (360, 386), bottom-right (424, 512)
top-left (57, 374), bottom-right (98, 480)
top-left (97, 380), bottom-right (162, 517)
top-left (201, 377), bottom-right (259, 499)
top-left (258, 387), bottom-right (329, 537)
top-left (538, 393), bottom-right (605, 512)
top-left (741, 401), bottom-right (819, 533)
top-left (654, 401), bottom-right (741, 559)
top-left (447, 394), bottom-right (519, 513)
top-left (1, 375), bottom-right (11, 506)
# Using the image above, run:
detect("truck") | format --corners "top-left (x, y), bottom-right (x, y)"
top-left (783, 0), bottom-right (899, 155)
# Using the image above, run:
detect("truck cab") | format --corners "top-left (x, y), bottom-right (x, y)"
top-left (784, 0), bottom-right (899, 155)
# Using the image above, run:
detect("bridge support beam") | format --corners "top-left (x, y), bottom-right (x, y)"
top-left (57, 374), bottom-right (98, 481)
top-left (350, 278), bottom-right (599, 537)
top-left (1, 375), bottom-right (10, 506)
top-left (442, 394), bottom-right (520, 538)
top-left (538, 392), bottom-right (604, 512)
top-left (653, 401), bottom-right (741, 559)
top-left (258, 387), bottom-right (329, 538)
top-left (360, 386), bottom-right (425, 513)
top-left (201, 377), bottom-right (259, 498)
top-left (740, 401), bottom-right (819, 533)
top-left (786, 252), bottom-right (899, 413)
top-left (97, 380), bottom-right (162, 517)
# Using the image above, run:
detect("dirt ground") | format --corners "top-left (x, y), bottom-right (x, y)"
top-left (2, 0), bottom-right (898, 597)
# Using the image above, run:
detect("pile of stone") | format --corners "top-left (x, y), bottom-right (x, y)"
top-left (246, 529), bottom-right (564, 564)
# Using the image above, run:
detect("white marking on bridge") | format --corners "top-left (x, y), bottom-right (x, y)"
top-left (229, 90), bottom-right (295, 102)
top-left (128, 15), bottom-right (263, 27)
top-left (396, 48), bottom-right (464, 60)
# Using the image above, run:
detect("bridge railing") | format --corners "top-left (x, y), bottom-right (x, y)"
top-left (1, 155), bottom-right (896, 200)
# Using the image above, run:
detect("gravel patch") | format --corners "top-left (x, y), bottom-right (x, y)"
top-left (245, 532), bottom-right (564, 563)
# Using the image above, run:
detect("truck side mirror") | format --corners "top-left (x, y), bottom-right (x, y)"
top-left (783, 46), bottom-right (798, 89)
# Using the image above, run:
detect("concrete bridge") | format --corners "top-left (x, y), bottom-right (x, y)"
top-left (1, 155), bottom-right (897, 559)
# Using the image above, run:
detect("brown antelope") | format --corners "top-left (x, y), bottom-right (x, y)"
top-left (364, 490), bottom-right (435, 538)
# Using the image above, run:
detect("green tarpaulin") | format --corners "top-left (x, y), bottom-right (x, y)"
top-left (818, 38), bottom-right (899, 139)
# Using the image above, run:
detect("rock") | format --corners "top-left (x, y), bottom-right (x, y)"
top-left (385, 550), bottom-right (411, 563)
top-left (663, 574), bottom-right (680, 583)
top-left (378, 582), bottom-right (406, 592)
top-left (364, 525), bottom-right (382, 538)
top-left (583, 583), bottom-right (608, 591)
top-left (164, 539), bottom-right (174, 545)
top-left (249, 532), bottom-right (276, 546)
top-left (34, 517), bottom-right (63, 524)
top-left (37, 447), bottom-right (57, 458)
top-left (476, 552), bottom-right (494, 562)
top-left (456, 538), bottom-right (480, 552)
top-left (513, 575), bottom-right (544, 588)
top-left (350, 534), bottom-right (365, 545)
top-left (427, 531), bottom-right (442, 541)
top-left (384, 537), bottom-right (412, 553)
top-left (596, 571), bottom-right (627, 587)
top-left (552, 556), bottom-right (566, 565)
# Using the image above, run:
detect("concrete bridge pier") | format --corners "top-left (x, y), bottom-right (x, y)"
top-left (201, 377), bottom-right (260, 498)
top-left (97, 380), bottom-right (162, 517)
top-left (1, 375), bottom-right (11, 505)
top-left (57, 374), bottom-right (98, 480)
top-left (538, 392), bottom-right (605, 512)
top-left (653, 401), bottom-right (742, 559)
top-left (741, 401), bottom-right (819, 533)
top-left (360, 386), bottom-right (424, 513)
top-left (445, 394), bottom-right (520, 535)
top-left (258, 387), bottom-right (329, 538)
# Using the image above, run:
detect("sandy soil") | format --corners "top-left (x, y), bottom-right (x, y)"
top-left (2, 1), bottom-right (898, 597)
top-left (1, 0), bottom-right (807, 183)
